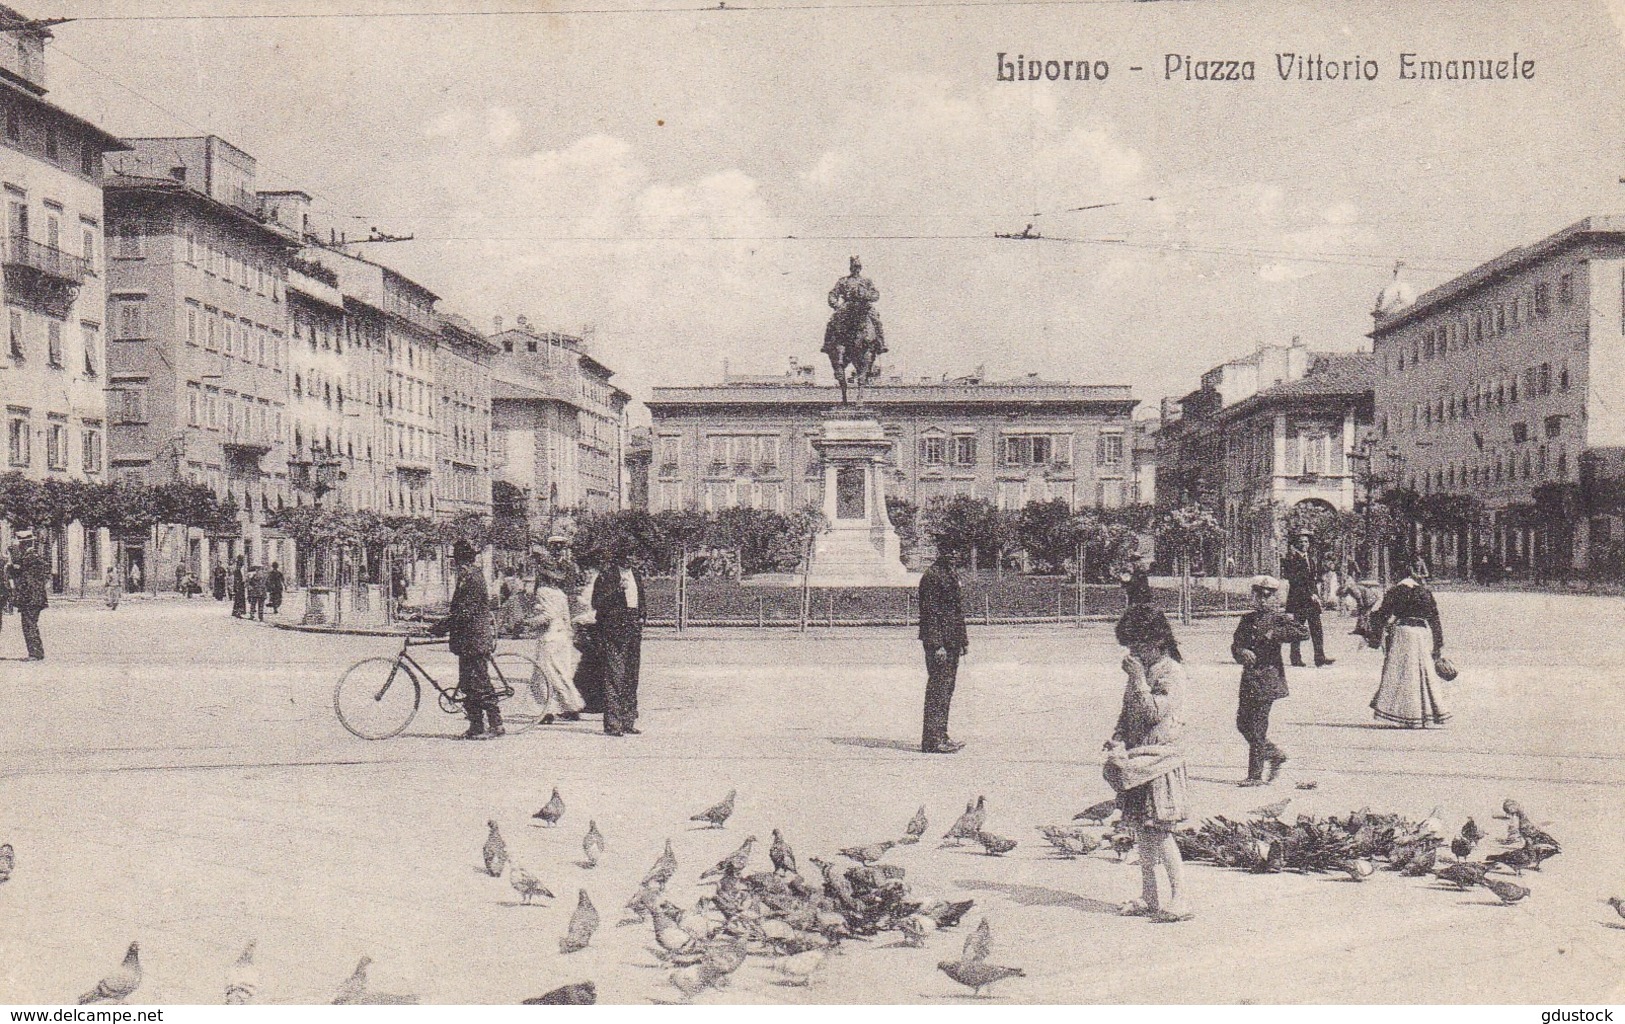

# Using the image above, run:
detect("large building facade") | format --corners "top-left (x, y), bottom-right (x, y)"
top-left (1370, 218), bottom-right (1625, 574)
top-left (645, 368), bottom-right (1138, 514)
top-left (489, 319), bottom-right (629, 518)
top-left (104, 136), bottom-right (297, 578)
top-left (0, 10), bottom-right (125, 590)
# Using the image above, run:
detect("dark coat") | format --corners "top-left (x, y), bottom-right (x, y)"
top-left (1232, 609), bottom-right (1309, 702)
top-left (918, 559), bottom-right (968, 652)
top-left (9, 552), bottom-right (50, 610)
top-left (1281, 548), bottom-right (1319, 612)
top-left (267, 568), bottom-right (285, 597)
top-left (1120, 567), bottom-right (1153, 606)
top-left (437, 565), bottom-right (495, 657)
top-left (590, 566), bottom-right (645, 631)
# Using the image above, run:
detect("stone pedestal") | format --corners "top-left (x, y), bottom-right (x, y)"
top-left (805, 410), bottom-right (920, 588)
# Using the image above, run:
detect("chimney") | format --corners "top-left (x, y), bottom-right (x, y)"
top-left (493, 316), bottom-right (504, 333)
top-left (516, 314), bottom-right (530, 331)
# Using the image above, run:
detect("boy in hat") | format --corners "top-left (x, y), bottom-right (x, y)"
top-left (432, 540), bottom-right (502, 739)
top-left (1230, 575), bottom-right (1310, 785)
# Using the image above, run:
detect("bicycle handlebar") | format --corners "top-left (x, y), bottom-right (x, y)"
top-left (404, 634), bottom-right (447, 648)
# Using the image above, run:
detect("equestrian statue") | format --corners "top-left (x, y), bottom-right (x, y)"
top-left (822, 255), bottom-right (887, 404)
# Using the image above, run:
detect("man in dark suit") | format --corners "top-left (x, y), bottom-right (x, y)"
top-left (918, 546), bottom-right (969, 754)
top-left (1231, 575), bottom-right (1310, 785)
top-left (9, 532), bottom-right (50, 661)
top-left (1281, 533), bottom-right (1332, 667)
top-left (433, 540), bottom-right (502, 739)
top-left (590, 550), bottom-right (645, 737)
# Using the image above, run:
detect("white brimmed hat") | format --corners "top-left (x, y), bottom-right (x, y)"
top-left (1251, 574), bottom-right (1283, 593)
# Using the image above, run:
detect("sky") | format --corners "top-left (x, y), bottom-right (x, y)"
top-left (31, 0), bottom-right (1625, 422)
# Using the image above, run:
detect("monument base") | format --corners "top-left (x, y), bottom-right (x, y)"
top-left (804, 410), bottom-right (921, 589)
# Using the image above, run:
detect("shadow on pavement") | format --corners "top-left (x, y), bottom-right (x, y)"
top-left (828, 736), bottom-right (919, 752)
top-left (953, 879), bottom-right (1121, 915)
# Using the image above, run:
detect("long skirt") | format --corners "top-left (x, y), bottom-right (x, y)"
top-left (1370, 624), bottom-right (1450, 727)
top-left (530, 629), bottom-right (586, 716)
top-left (573, 624), bottom-right (607, 714)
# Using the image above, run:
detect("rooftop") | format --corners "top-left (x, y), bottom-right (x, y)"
top-left (1215, 353), bottom-right (1377, 423)
top-left (1372, 216), bottom-right (1625, 335)
top-left (649, 379), bottom-right (1136, 408)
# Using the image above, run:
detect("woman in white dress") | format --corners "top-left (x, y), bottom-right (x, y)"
top-left (1367, 559), bottom-right (1449, 728)
top-left (526, 562), bottom-right (585, 724)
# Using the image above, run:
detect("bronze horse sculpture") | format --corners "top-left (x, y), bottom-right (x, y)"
top-left (823, 257), bottom-right (886, 404)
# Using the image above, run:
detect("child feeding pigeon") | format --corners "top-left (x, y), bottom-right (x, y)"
top-left (1102, 605), bottom-right (1194, 924)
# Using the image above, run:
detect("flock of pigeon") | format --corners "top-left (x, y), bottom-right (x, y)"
top-left (9, 785), bottom-right (1623, 1005)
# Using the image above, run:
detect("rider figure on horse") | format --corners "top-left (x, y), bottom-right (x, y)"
top-left (823, 255), bottom-right (887, 361)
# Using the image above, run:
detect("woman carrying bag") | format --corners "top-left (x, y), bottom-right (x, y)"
top-left (1367, 557), bottom-right (1452, 728)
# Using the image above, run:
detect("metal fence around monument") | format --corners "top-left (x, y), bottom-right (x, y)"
top-left (639, 575), bottom-right (1243, 629)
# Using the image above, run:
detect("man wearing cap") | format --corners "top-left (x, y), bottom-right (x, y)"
top-left (1282, 533), bottom-right (1333, 668)
top-left (8, 532), bottom-right (50, 661)
top-left (1230, 575), bottom-right (1310, 785)
top-left (536, 534), bottom-right (582, 594)
top-left (432, 540), bottom-right (502, 739)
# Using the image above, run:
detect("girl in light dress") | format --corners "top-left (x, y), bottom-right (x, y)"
top-left (1104, 604), bottom-right (1194, 923)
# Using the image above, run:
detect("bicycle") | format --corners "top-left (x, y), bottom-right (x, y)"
top-left (333, 635), bottom-right (547, 740)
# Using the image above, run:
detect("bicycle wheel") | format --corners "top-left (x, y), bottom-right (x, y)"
top-left (334, 657), bottom-right (422, 740)
top-left (490, 652), bottom-right (546, 734)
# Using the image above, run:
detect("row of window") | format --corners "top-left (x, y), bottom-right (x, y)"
top-left (184, 383), bottom-right (284, 443)
top-left (661, 430), bottom-right (1128, 478)
top-left (6, 308), bottom-right (99, 377)
top-left (1413, 444), bottom-right (1571, 494)
top-left (177, 299), bottom-right (286, 370)
top-left (1384, 272), bottom-right (1572, 374)
top-left (6, 411), bottom-right (103, 473)
top-left (651, 477), bottom-right (1134, 513)
top-left (1383, 361), bottom-right (1569, 437)
top-left (1, 104), bottom-right (100, 177)
top-left (111, 216), bottom-right (285, 304)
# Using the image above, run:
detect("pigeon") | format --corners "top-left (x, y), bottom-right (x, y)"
top-left (963, 918), bottom-right (993, 962)
top-left (922, 898), bottom-right (975, 929)
top-left (973, 831), bottom-right (1017, 856)
top-left (901, 806), bottom-right (929, 844)
top-left (79, 942), bottom-right (141, 1005)
top-left (522, 981), bottom-right (597, 1004)
top-left (224, 940), bottom-right (259, 1005)
top-left (1450, 836), bottom-right (1477, 860)
top-left (701, 836), bottom-right (756, 879)
top-left (483, 821), bottom-right (508, 877)
top-left (559, 890), bottom-right (600, 953)
top-left (937, 958), bottom-right (1025, 997)
top-left (582, 820), bottom-right (605, 868)
top-left (332, 956), bottom-right (371, 1005)
top-left (0, 843), bottom-right (12, 883)
top-left (1486, 845), bottom-right (1538, 876)
top-left (1606, 896), bottom-right (1625, 921)
top-left (510, 862), bottom-right (555, 904)
top-left (653, 908), bottom-right (698, 955)
top-left (690, 789), bottom-right (737, 829)
top-left (944, 796), bottom-right (987, 844)
top-left (770, 829), bottom-right (797, 874)
top-left (1460, 818), bottom-right (1486, 843)
top-left (622, 880), bottom-right (665, 922)
top-left (1338, 859), bottom-right (1375, 882)
top-left (839, 840), bottom-right (896, 865)
top-left (1435, 862), bottom-right (1490, 889)
top-left (1037, 826), bottom-right (1099, 858)
top-left (1250, 797), bottom-right (1291, 819)
top-left (1512, 812), bottom-right (1561, 852)
top-left (1072, 798), bottom-right (1118, 826)
top-left (898, 914), bottom-right (935, 947)
top-left (1500, 799), bottom-right (1525, 818)
top-left (642, 840), bottom-right (678, 888)
top-left (771, 949), bottom-right (828, 986)
top-left (1418, 805), bottom-right (1445, 836)
top-left (1484, 877), bottom-right (1530, 905)
top-left (533, 787), bottom-right (566, 827)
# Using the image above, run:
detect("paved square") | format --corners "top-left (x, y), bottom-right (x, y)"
top-left (1, 590), bottom-right (1623, 1004)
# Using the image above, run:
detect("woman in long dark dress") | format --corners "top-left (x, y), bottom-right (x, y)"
top-left (1368, 558), bottom-right (1449, 727)
top-left (572, 571), bottom-right (606, 716)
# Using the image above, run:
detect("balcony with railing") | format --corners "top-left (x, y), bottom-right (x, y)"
top-left (6, 236), bottom-right (89, 286)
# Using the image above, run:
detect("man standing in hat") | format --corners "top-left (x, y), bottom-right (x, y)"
top-left (432, 540), bottom-right (502, 739)
top-left (9, 532), bottom-right (50, 661)
top-left (1282, 533), bottom-right (1333, 667)
top-left (1230, 576), bottom-right (1310, 785)
top-left (918, 545), bottom-right (969, 754)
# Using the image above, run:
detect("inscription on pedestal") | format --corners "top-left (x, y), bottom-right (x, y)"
top-left (836, 466), bottom-right (866, 519)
